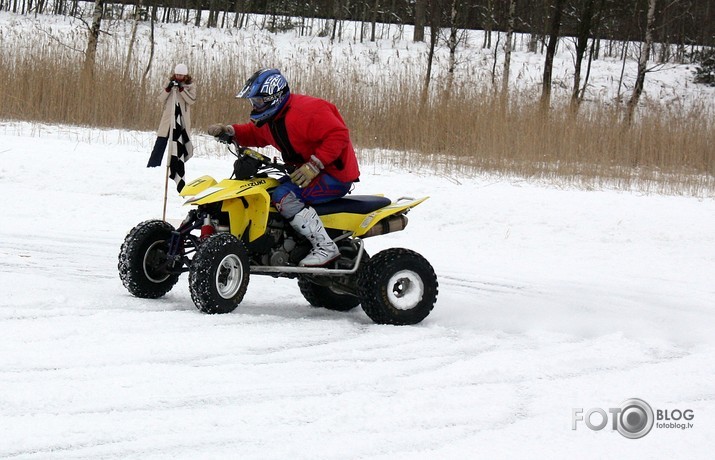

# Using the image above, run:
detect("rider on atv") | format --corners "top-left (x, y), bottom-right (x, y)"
top-left (208, 68), bottom-right (360, 267)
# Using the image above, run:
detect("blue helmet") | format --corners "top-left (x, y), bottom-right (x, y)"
top-left (236, 68), bottom-right (290, 124)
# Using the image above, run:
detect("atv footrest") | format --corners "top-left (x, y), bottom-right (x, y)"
top-left (251, 241), bottom-right (366, 277)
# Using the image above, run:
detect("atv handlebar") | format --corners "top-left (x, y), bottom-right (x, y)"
top-left (216, 138), bottom-right (290, 177)
top-left (238, 146), bottom-right (271, 165)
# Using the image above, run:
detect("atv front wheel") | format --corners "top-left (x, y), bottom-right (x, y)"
top-left (118, 220), bottom-right (180, 299)
top-left (297, 277), bottom-right (360, 312)
top-left (189, 233), bottom-right (250, 314)
top-left (357, 248), bottom-right (438, 325)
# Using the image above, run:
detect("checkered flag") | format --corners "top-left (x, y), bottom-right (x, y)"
top-left (169, 101), bottom-right (193, 192)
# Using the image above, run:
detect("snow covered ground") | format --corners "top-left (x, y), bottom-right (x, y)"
top-left (1, 123), bottom-right (714, 458)
top-left (2, 7), bottom-right (715, 458)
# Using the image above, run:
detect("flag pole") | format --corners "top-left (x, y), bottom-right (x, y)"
top-left (162, 88), bottom-right (177, 222)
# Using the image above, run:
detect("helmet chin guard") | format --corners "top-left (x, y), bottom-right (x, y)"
top-left (236, 68), bottom-right (290, 124)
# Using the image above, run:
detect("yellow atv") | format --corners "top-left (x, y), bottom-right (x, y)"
top-left (118, 145), bottom-right (438, 325)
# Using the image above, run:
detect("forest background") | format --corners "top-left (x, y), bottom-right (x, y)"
top-left (1, 0), bottom-right (714, 196)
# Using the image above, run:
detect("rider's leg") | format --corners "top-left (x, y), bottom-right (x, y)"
top-left (289, 206), bottom-right (340, 266)
top-left (271, 175), bottom-right (352, 267)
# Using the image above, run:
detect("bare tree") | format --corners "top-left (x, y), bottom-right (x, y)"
top-left (482, 0), bottom-right (495, 49)
top-left (627, 0), bottom-right (657, 124)
top-left (576, 0), bottom-right (608, 106)
top-left (331, 0), bottom-right (346, 42)
top-left (571, 0), bottom-right (596, 107)
top-left (124, 0), bottom-right (143, 80)
top-left (422, 0), bottom-right (441, 106)
top-left (414, 0), bottom-right (426, 42)
top-left (616, 40), bottom-right (629, 102)
top-left (6, 0), bottom-right (715, 50)
top-left (142, 3), bottom-right (157, 88)
top-left (370, 0), bottom-right (379, 41)
top-left (502, 0), bottom-right (517, 97)
top-left (83, 0), bottom-right (104, 78)
top-left (445, 0), bottom-right (460, 96)
top-left (540, 0), bottom-right (565, 111)
top-left (194, 0), bottom-right (202, 27)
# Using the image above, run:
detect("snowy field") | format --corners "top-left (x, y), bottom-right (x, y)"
top-left (2, 7), bottom-right (715, 459)
top-left (0, 123), bottom-right (714, 458)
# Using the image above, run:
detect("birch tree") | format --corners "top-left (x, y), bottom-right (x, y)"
top-left (502, 0), bottom-right (517, 98)
top-left (627, 0), bottom-right (657, 124)
top-left (445, 0), bottom-right (461, 96)
top-left (422, 0), bottom-right (441, 106)
top-left (124, 0), bottom-right (143, 80)
top-left (83, 0), bottom-right (104, 78)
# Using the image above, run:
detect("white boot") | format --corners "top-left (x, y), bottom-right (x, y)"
top-left (290, 207), bottom-right (340, 267)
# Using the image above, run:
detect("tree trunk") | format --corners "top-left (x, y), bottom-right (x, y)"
top-left (414, 0), bottom-right (426, 42)
top-left (540, 0), bottom-right (564, 111)
top-left (333, 0), bottom-right (347, 42)
top-left (446, 0), bottom-right (459, 97)
top-left (576, 0), bottom-right (606, 106)
top-left (483, 0), bottom-right (494, 49)
top-left (421, 0), bottom-right (441, 107)
top-left (491, 32), bottom-right (501, 86)
top-left (83, 0), bottom-right (104, 78)
top-left (502, 0), bottom-right (516, 98)
top-left (580, 37), bottom-right (596, 104)
top-left (233, 0), bottom-right (242, 28)
top-left (370, 0), bottom-right (378, 41)
top-left (616, 41), bottom-right (628, 103)
top-left (142, 5), bottom-right (156, 88)
top-left (571, 0), bottom-right (595, 107)
top-left (194, 0), bottom-right (202, 27)
top-left (627, 0), bottom-right (657, 124)
top-left (124, 1), bottom-right (143, 81)
top-left (208, 0), bottom-right (218, 28)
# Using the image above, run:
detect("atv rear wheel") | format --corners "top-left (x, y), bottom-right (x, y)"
top-left (189, 233), bottom-right (250, 314)
top-left (118, 220), bottom-right (180, 299)
top-left (297, 277), bottom-right (360, 312)
top-left (357, 248), bottom-right (438, 325)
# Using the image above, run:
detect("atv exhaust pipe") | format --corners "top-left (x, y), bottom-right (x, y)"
top-left (362, 214), bottom-right (408, 238)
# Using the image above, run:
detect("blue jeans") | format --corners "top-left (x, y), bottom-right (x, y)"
top-left (271, 173), bottom-right (353, 219)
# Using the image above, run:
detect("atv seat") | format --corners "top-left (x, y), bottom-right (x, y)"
top-left (313, 195), bottom-right (391, 215)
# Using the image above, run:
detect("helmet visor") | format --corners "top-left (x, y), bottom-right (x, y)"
top-left (249, 96), bottom-right (269, 112)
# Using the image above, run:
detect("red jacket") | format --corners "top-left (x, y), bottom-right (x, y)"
top-left (231, 94), bottom-right (360, 183)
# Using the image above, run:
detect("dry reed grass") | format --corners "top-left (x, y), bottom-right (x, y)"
top-left (1, 17), bottom-right (713, 197)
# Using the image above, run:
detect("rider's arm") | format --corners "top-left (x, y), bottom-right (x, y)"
top-left (231, 122), bottom-right (272, 148)
top-left (309, 109), bottom-right (351, 168)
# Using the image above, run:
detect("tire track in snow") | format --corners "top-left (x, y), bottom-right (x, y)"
top-left (0, 232), bottom-right (117, 281)
top-left (439, 272), bottom-right (535, 296)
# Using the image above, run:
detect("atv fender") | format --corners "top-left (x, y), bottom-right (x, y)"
top-left (322, 196), bottom-right (429, 237)
top-left (180, 176), bottom-right (218, 198)
top-left (222, 193), bottom-right (272, 243)
top-left (184, 178), bottom-right (279, 243)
